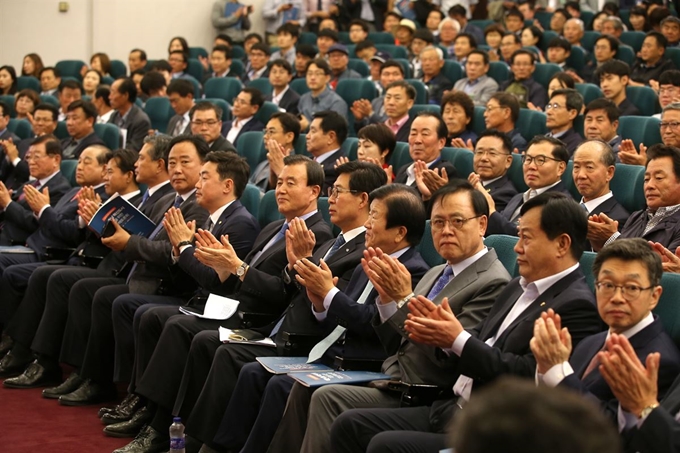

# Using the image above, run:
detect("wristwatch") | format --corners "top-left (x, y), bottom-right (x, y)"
top-left (177, 240), bottom-right (192, 248)
top-left (397, 293), bottom-right (415, 308)
top-left (236, 262), bottom-right (249, 278)
top-left (639, 403), bottom-right (659, 419)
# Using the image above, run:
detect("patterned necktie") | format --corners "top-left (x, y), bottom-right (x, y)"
top-left (139, 189), bottom-right (150, 208)
top-left (173, 117), bottom-right (185, 136)
top-left (19, 180), bottom-right (40, 202)
top-left (426, 266), bottom-right (453, 300)
top-left (205, 218), bottom-right (214, 233)
top-left (580, 202), bottom-right (589, 213)
top-left (325, 234), bottom-right (345, 259)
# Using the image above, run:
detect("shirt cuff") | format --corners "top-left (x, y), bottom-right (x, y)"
top-left (313, 286), bottom-right (340, 321)
top-left (542, 361), bottom-right (574, 387)
top-left (448, 330), bottom-right (472, 356)
top-left (604, 231), bottom-right (621, 247)
top-left (172, 244), bottom-right (193, 264)
top-left (11, 157), bottom-right (20, 167)
top-left (38, 205), bottom-right (51, 219)
top-left (618, 405), bottom-right (640, 432)
top-left (376, 297), bottom-right (398, 323)
top-left (78, 216), bottom-right (87, 229)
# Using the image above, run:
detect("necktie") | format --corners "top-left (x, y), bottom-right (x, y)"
top-left (173, 118), bottom-right (185, 136)
top-left (580, 202), bottom-right (589, 213)
top-left (582, 343), bottom-right (606, 378)
top-left (306, 280), bottom-right (375, 363)
top-left (139, 189), bottom-right (150, 208)
top-left (205, 218), bottom-right (214, 233)
top-left (249, 223), bottom-right (289, 268)
top-left (426, 266), bottom-right (453, 300)
top-left (325, 234), bottom-right (345, 260)
top-left (18, 180), bottom-right (40, 202)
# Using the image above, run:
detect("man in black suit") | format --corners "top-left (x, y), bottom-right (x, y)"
top-left (56, 79), bottom-right (83, 122)
top-left (572, 140), bottom-right (629, 251)
top-left (241, 42), bottom-right (271, 84)
top-left (249, 112), bottom-right (299, 193)
top-left (61, 100), bottom-right (105, 159)
top-left (189, 101), bottom-right (236, 153)
top-left (165, 79), bottom-right (194, 137)
top-left (108, 77), bottom-right (152, 152)
top-left (267, 59), bottom-right (300, 115)
top-left (590, 144), bottom-right (680, 252)
top-left (54, 135), bottom-right (211, 406)
top-left (0, 135), bottom-right (71, 250)
top-left (382, 81), bottom-right (415, 143)
top-left (201, 45), bottom-right (235, 84)
top-left (0, 135), bottom-right (174, 392)
top-left (483, 135), bottom-right (571, 236)
top-left (394, 111), bottom-right (457, 198)
top-left (0, 102), bottom-right (19, 144)
top-left (326, 193), bottom-right (602, 453)
top-left (110, 155), bottom-right (334, 451)
top-left (306, 110), bottom-right (348, 194)
top-left (466, 130), bottom-right (518, 212)
top-left (546, 88), bottom-right (584, 157)
top-left (532, 238), bottom-right (680, 423)
top-left (221, 87), bottom-right (265, 147)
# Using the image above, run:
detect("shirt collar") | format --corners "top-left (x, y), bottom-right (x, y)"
top-left (234, 116), bottom-right (254, 128)
top-left (210, 199), bottom-right (235, 225)
top-left (450, 247), bottom-right (488, 277)
top-left (176, 188), bottom-right (197, 202)
top-left (389, 246), bottom-right (410, 259)
top-left (286, 209), bottom-right (318, 224)
top-left (121, 189), bottom-right (141, 201)
top-left (522, 180), bottom-right (561, 203)
top-left (519, 262), bottom-right (579, 296)
top-left (37, 169), bottom-right (60, 187)
top-left (338, 226), bottom-right (366, 244)
top-left (314, 148), bottom-right (339, 164)
top-left (385, 114), bottom-right (409, 129)
top-left (580, 191), bottom-right (614, 213)
top-left (147, 180), bottom-right (171, 197)
top-left (607, 312), bottom-right (655, 340)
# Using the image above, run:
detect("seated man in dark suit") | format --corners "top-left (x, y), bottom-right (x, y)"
top-left (108, 77), bottom-right (152, 152)
top-left (201, 45), bottom-right (235, 84)
top-left (595, 60), bottom-right (641, 117)
top-left (12, 103), bottom-right (59, 158)
top-left (572, 140), bottom-right (629, 251)
top-left (241, 43), bottom-right (271, 84)
top-left (306, 110), bottom-right (348, 193)
top-left (325, 193), bottom-right (602, 453)
top-left (56, 79), bottom-right (82, 122)
top-left (419, 46), bottom-right (452, 105)
top-left (267, 59), bottom-right (300, 115)
top-left (481, 135), bottom-right (571, 236)
top-left (0, 135), bottom-right (71, 251)
top-left (382, 80), bottom-right (415, 143)
top-left (394, 111), bottom-right (457, 199)
top-left (590, 144), bottom-right (680, 252)
top-left (189, 101), bottom-right (236, 153)
top-left (500, 49), bottom-right (547, 110)
top-left (0, 102), bottom-right (19, 144)
top-left (546, 88), bottom-right (584, 157)
top-left (221, 87), bottom-right (265, 147)
top-left (249, 112), bottom-right (299, 193)
top-left (532, 238), bottom-right (680, 424)
top-left (484, 92), bottom-right (528, 152)
top-left (165, 79), bottom-right (194, 137)
top-left (61, 100), bottom-right (105, 159)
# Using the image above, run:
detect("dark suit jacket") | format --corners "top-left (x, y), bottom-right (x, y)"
top-left (318, 149), bottom-right (347, 194)
top-left (560, 316), bottom-right (680, 421)
top-left (241, 67), bottom-right (270, 84)
top-left (395, 158), bottom-right (458, 198)
top-left (210, 136), bottom-right (237, 153)
top-left (267, 88), bottom-right (300, 116)
top-left (221, 118), bottom-right (265, 146)
top-left (0, 140), bottom-right (29, 191)
top-left (394, 116), bottom-right (415, 143)
top-left (486, 181), bottom-right (571, 236)
top-left (0, 172), bottom-right (72, 246)
top-left (60, 131), bottom-right (105, 159)
top-left (177, 200), bottom-right (260, 295)
top-left (557, 128), bottom-right (584, 158)
top-left (586, 196), bottom-right (629, 250)
top-left (484, 175), bottom-right (518, 213)
top-left (619, 98), bottom-right (641, 116)
top-left (620, 207), bottom-right (680, 252)
top-left (123, 191), bottom-right (209, 295)
top-left (166, 114), bottom-right (191, 136)
top-left (108, 104), bottom-right (152, 152)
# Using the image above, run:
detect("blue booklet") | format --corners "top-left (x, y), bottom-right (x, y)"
top-left (256, 356), bottom-right (332, 374)
top-left (282, 6), bottom-right (299, 23)
top-left (224, 1), bottom-right (244, 29)
top-left (291, 370), bottom-right (392, 388)
top-left (88, 195), bottom-right (156, 238)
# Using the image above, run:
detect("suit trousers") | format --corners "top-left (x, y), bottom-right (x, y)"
top-left (0, 254), bottom-right (38, 323)
top-left (60, 276), bottom-right (124, 368)
top-left (181, 338), bottom-right (276, 444)
top-left (267, 380), bottom-right (317, 453)
top-left (1, 261), bottom-right (46, 327)
top-left (330, 406), bottom-right (448, 453)
top-left (75, 283), bottom-right (129, 383)
top-left (299, 384), bottom-right (402, 453)
top-left (111, 294), bottom-right (184, 383)
top-left (212, 363), bottom-right (295, 453)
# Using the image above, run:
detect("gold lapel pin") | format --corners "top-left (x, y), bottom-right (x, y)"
top-left (540, 302), bottom-right (546, 307)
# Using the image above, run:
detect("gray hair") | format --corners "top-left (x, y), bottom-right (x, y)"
top-left (143, 134), bottom-right (172, 162)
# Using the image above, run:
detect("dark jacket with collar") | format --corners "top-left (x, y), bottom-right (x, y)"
top-left (166, 114), bottom-right (192, 136)
top-left (631, 57), bottom-right (676, 86)
top-left (395, 158), bottom-right (458, 197)
top-left (618, 98), bottom-right (641, 116)
top-left (60, 131), bottom-right (105, 159)
top-left (555, 127), bottom-right (584, 157)
top-left (108, 104), bottom-right (152, 152)
top-left (393, 116), bottom-right (415, 143)
top-left (0, 140), bottom-right (29, 191)
top-left (585, 196), bottom-right (629, 251)
top-left (500, 77), bottom-right (548, 109)
top-left (220, 117), bottom-right (265, 146)
top-left (508, 128), bottom-right (527, 152)
top-left (210, 135), bottom-right (237, 153)
top-left (267, 87), bottom-right (300, 115)
top-left (241, 66), bottom-right (270, 84)
top-left (423, 73), bottom-right (453, 105)
top-left (484, 174), bottom-right (519, 213)
top-left (619, 207), bottom-right (680, 251)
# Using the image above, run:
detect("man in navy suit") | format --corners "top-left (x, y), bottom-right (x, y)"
top-left (108, 77), bottom-right (151, 152)
top-left (60, 100), bottom-right (105, 160)
top-left (483, 135), bottom-right (571, 236)
top-left (306, 110), bottom-right (349, 194)
top-left (267, 59), bottom-right (300, 115)
top-left (467, 130), bottom-right (518, 212)
top-left (532, 238), bottom-right (680, 423)
top-left (0, 135), bottom-right (72, 250)
top-left (0, 102), bottom-right (19, 145)
top-left (325, 193), bottom-right (601, 453)
top-left (221, 87), bottom-right (265, 147)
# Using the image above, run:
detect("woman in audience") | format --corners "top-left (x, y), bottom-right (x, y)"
top-left (14, 89), bottom-right (39, 119)
top-left (82, 69), bottom-right (102, 97)
top-left (441, 91), bottom-right (477, 147)
top-left (550, 8), bottom-right (570, 35)
top-left (356, 123), bottom-right (396, 170)
top-left (21, 53), bottom-right (43, 78)
top-left (168, 36), bottom-right (190, 55)
top-left (90, 52), bottom-right (111, 77)
top-left (521, 25), bottom-right (546, 63)
top-left (590, 11), bottom-right (608, 32)
top-left (629, 6), bottom-right (651, 32)
top-left (0, 66), bottom-right (18, 95)
top-left (485, 24), bottom-right (505, 62)
top-left (527, 72), bottom-right (575, 111)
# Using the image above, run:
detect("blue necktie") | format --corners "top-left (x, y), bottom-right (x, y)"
top-left (426, 266), bottom-right (453, 300)
top-left (325, 234), bottom-right (345, 259)
top-left (139, 189), bottom-right (150, 208)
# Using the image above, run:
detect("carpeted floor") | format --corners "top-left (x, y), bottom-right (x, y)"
top-left (0, 384), bottom-right (130, 453)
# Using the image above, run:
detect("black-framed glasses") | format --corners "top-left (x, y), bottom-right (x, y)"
top-left (595, 281), bottom-right (654, 300)
top-left (328, 186), bottom-right (358, 198)
top-left (431, 215), bottom-right (482, 231)
top-left (522, 154), bottom-right (561, 166)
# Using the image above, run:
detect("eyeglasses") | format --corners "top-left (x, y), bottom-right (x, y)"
top-left (485, 105), bottom-right (506, 112)
top-left (473, 149), bottom-right (509, 158)
top-left (545, 103), bottom-right (568, 111)
top-left (431, 215), bottom-right (482, 231)
top-left (306, 71), bottom-right (327, 77)
top-left (33, 117), bottom-right (54, 123)
top-left (659, 121), bottom-right (680, 130)
top-left (328, 186), bottom-right (358, 198)
top-left (522, 154), bottom-right (561, 166)
top-left (27, 153), bottom-right (49, 161)
top-left (191, 120), bottom-right (220, 127)
top-left (595, 281), bottom-right (654, 300)
top-left (659, 87), bottom-right (679, 94)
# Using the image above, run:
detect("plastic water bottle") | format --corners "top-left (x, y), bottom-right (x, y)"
top-left (169, 417), bottom-right (186, 453)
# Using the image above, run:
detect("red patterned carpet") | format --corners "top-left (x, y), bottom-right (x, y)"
top-left (0, 383), bottom-right (129, 453)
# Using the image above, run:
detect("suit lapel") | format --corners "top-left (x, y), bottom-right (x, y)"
top-left (244, 220), bottom-right (284, 264)
top-left (480, 282), bottom-right (524, 340)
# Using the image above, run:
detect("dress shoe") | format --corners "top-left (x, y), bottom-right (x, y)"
top-left (3, 360), bottom-right (61, 389)
top-left (0, 350), bottom-right (33, 378)
top-left (101, 393), bottom-right (144, 424)
top-left (112, 425), bottom-right (169, 453)
top-left (104, 406), bottom-right (152, 437)
top-left (0, 335), bottom-right (13, 359)
top-left (43, 371), bottom-right (84, 399)
top-left (58, 379), bottom-right (117, 406)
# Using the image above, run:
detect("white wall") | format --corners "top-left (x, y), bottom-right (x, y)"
top-left (0, 0), bottom-right (267, 69)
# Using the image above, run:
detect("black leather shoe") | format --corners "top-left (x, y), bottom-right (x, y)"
top-left (99, 392), bottom-right (138, 418)
top-left (103, 406), bottom-right (152, 438)
top-left (43, 371), bottom-right (84, 399)
top-left (101, 393), bottom-right (144, 424)
top-left (0, 350), bottom-right (33, 378)
top-left (0, 335), bottom-right (13, 359)
top-left (58, 379), bottom-right (117, 406)
top-left (112, 425), bottom-right (169, 453)
top-left (3, 360), bottom-right (61, 389)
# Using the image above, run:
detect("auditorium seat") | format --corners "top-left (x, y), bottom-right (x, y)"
top-left (616, 45), bottom-right (636, 66)
top-left (0, 95), bottom-right (16, 117)
top-left (186, 59), bottom-right (205, 82)
top-left (620, 31), bottom-right (646, 53)
top-left (54, 121), bottom-right (69, 140)
top-left (254, 101), bottom-right (280, 126)
top-left (236, 131), bottom-right (266, 170)
top-left (257, 190), bottom-right (284, 228)
top-left (247, 78), bottom-right (273, 96)
top-left (575, 83), bottom-right (603, 105)
top-left (610, 163), bottom-right (646, 214)
top-left (94, 123), bottom-right (121, 150)
top-left (534, 11), bottom-right (553, 30)
top-left (540, 31), bottom-right (559, 52)
top-left (367, 32), bottom-right (395, 44)
top-left (415, 220), bottom-right (445, 267)
top-left (409, 104), bottom-right (440, 117)
top-left (517, 109), bottom-right (548, 142)
top-left (579, 251), bottom-right (597, 292)
top-left (143, 97), bottom-right (174, 132)
top-left (565, 46), bottom-right (586, 72)
top-left (654, 272), bottom-right (680, 345)
top-left (618, 116), bottom-right (661, 150)
top-left (348, 59), bottom-right (370, 78)
top-left (336, 79), bottom-right (377, 135)
top-left (318, 197), bottom-right (340, 235)
top-left (231, 46), bottom-right (246, 60)
top-left (666, 48), bottom-right (680, 69)
top-left (390, 142), bottom-right (412, 170)
top-left (472, 106), bottom-right (486, 136)
top-left (203, 98), bottom-right (231, 121)
top-left (299, 32), bottom-right (317, 45)
top-left (394, 59), bottom-right (412, 79)
top-left (16, 76), bottom-right (40, 92)
top-left (290, 78), bottom-right (310, 96)
top-left (484, 234), bottom-right (519, 277)
top-left (60, 160), bottom-right (78, 187)
top-left (442, 61), bottom-right (463, 85)
top-left (294, 133), bottom-right (309, 157)
top-left (626, 86), bottom-right (660, 116)
top-left (533, 63), bottom-right (561, 89)
top-left (487, 62), bottom-right (510, 85)
top-left (230, 60), bottom-right (245, 77)
top-left (204, 78), bottom-right (242, 104)
top-left (7, 119), bottom-right (33, 140)
top-left (341, 137), bottom-right (359, 160)
top-left (406, 79), bottom-right (428, 104)
top-left (375, 44), bottom-right (408, 59)
top-left (189, 47), bottom-right (209, 59)
top-left (110, 60), bottom-right (127, 78)
top-left (441, 147), bottom-right (473, 177)
top-left (55, 60), bottom-right (86, 80)
top-left (508, 153), bottom-right (529, 193)
top-left (240, 184), bottom-right (261, 218)
top-left (581, 31), bottom-right (600, 52)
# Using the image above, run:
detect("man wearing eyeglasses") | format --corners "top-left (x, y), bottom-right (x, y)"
top-left (499, 49), bottom-right (547, 110)
top-left (467, 130), bottom-right (517, 212)
top-left (305, 110), bottom-right (348, 194)
top-left (483, 135), bottom-right (571, 237)
top-left (531, 238), bottom-right (680, 432)
top-left (545, 88), bottom-right (584, 157)
top-left (189, 101), bottom-right (236, 153)
top-left (660, 103), bottom-right (680, 148)
top-left (222, 88), bottom-right (265, 147)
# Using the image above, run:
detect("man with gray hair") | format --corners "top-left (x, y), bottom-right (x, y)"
top-left (419, 46), bottom-right (453, 105)
top-left (601, 16), bottom-right (624, 40)
top-left (563, 18), bottom-right (586, 48)
top-left (660, 102), bottom-right (680, 148)
top-left (545, 88), bottom-right (584, 156)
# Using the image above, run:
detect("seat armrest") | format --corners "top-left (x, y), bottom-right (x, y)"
top-left (280, 331), bottom-right (324, 357)
top-left (44, 246), bottom-right (76, 261)
top-left (333, 356), bottom-right (384, 372)
top-left (238, 311), bottom-right (278, 329)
